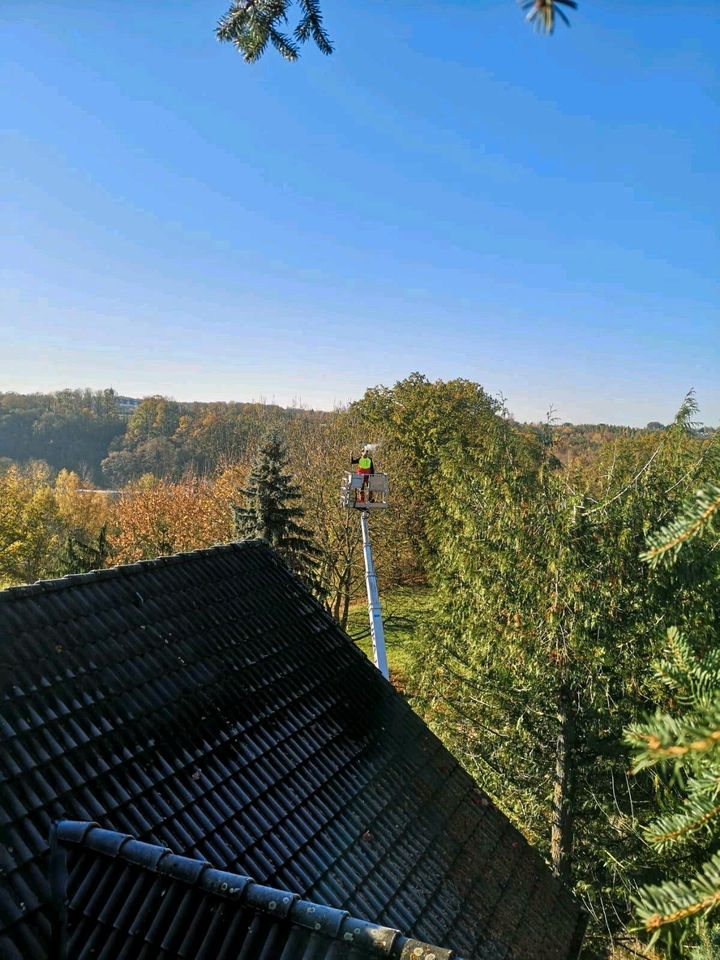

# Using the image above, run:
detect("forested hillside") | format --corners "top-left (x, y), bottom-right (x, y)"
top-left (2, 377), bottom-right (719, 959)
top-left (0, 389), bottom-right (327, 484)
top-left (1, 388), bottom-right (694, 486)
top-left (0, 389), bottom-right (125, 481)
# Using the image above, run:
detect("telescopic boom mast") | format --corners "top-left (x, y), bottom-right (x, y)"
top-left (360, 509), bottom-right (388, 679)
top-left (340, 454), bottom-right (390, 680)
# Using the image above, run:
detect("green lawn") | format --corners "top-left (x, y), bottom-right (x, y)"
top-left (344, 585), bottom-right (436, 685)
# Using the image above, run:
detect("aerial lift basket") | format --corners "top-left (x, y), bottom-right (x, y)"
top-left (340, 472), bottom-right (389, 510)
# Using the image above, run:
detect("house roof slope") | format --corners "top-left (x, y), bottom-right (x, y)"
top-left (0, 541), bottom-right (585, 960)
top-left (51, 820), bottom-right (457, 959)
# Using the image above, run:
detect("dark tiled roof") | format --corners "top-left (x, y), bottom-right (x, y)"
top-left (52, 820), bottom-right (455, 959)
top-left (0, 542), bottom-right (585, 960)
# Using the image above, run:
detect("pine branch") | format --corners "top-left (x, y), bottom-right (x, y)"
top-left (295, 0), bottom-right (333, 54)
top-left (641, 484), bottom-right (720, 568)
top-left (633, 850), bottom-right (720, 937)
top-left (651, 627), bottom-right (720, 703)
top-left (520, 0), bottom-right (578, 35)
top-left (217, 0), bottom-right (577, 63)
top-left (269, 26), bottom-right (300, 60)
top-left (627, 574), bottom-right (720, 944)
top-left (645, 786), bottom-right (720, 850)
top-left (217, 0), bottom-right (332, 61)
top-left (654, 627), bottom-right (698, 695)
top-left (627, 700), bottom-right (720, 770)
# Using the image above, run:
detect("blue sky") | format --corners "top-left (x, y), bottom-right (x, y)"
top-left (1, 0), bottom-right (718, 424)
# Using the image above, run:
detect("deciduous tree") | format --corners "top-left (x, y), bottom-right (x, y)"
top-left (0, 464), bottom-right (65, 586)
top-left (110, 471), bottom-right (240, 563)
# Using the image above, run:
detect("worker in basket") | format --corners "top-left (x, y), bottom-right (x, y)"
top-left (351, 446), bottom-right (375, 503)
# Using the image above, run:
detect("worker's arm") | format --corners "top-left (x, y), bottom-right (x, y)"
top-left (350, 455), bottom-right (360, 465)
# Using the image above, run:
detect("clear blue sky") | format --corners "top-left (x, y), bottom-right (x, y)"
top-left (1, 0), bottom-right (718, 425)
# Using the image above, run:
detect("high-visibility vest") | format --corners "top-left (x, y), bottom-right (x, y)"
top-left (359, 457), bottom-right (372, 470)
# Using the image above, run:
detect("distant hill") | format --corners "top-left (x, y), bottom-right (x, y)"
top-left (2, 388), bottom-right (713, 486)
top-left (0, 389), bottom-right (328, 485)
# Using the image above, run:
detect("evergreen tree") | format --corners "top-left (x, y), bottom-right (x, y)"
top-left (216, 0), bottom-right (578, 63)
top-left (234, 431), bottom-right (323, 592)
top-left (626, 482), bottom-right (720, 955)
top-left (391, 387), bottom-right (720, 957)
top-left (59, 525), bottom-right (110, 575)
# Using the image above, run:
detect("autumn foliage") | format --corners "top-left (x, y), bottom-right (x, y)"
top-left (109, 467), bottom-right (247, 564)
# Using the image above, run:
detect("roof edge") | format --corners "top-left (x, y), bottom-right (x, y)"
top-left (0, 540), bottom-right (272, 603)
top-left (54, 821), bottom-right (458, 960)
top-left (568, 907), bottom-right (590, 960)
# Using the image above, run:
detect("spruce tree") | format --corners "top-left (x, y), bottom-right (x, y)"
top-left (234, 431), bottom-right (323, 592)
top-left (626, 482), bottom-right (720, 955)
top-left (59, 524), bottom-right (110, 575)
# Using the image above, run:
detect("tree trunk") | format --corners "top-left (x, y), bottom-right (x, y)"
top-left (340, 579), bottom-right (351, 630)
top-left (551, 682), bottom-right (576, 884)
top-left (331, 579), bottom-right (342, 622)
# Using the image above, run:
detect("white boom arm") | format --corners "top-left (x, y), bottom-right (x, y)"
top-left (360, 510), bottom-right (389, 679)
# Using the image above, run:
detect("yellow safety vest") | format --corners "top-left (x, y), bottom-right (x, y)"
top-left (359, 457), bottom-right (372, 469)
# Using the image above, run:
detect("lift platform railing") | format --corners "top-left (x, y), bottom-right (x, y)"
top-left (340, 472), bottom-right (389, 510)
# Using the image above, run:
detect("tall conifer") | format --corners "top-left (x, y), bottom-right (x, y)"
top-left (234, 431), bottom-right (322, 592)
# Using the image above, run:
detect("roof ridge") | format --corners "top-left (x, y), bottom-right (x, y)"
top-left (0, 540), bottom-right (271, 603)
top-left (53, 821), bottom-right (458, 960)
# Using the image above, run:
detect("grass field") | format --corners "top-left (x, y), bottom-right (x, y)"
top-left (344, 585), bottom-right (435, 686)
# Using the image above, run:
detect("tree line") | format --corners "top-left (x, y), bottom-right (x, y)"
top-left (0, 389), bottom-right (327, 485)
top-left (1, 388), bottom-right (688, 488)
